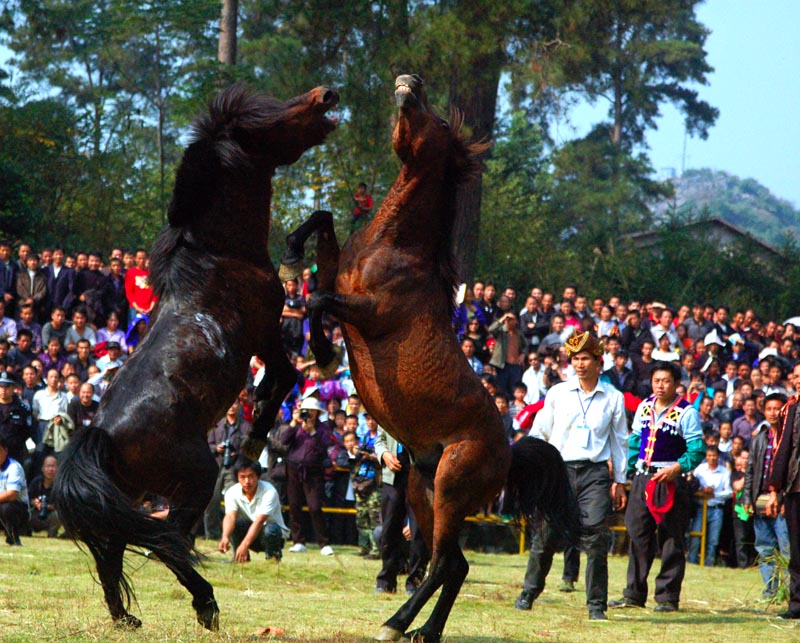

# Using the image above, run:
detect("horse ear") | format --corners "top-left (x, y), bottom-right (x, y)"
top-left (167, 139), bottom-right (219, 227)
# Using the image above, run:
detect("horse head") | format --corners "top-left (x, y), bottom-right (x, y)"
top-left (392, 74), bottom-right (485, 181)
top-left (168, 84), bottom-right (338, 227)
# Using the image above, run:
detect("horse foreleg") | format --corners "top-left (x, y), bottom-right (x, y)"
top-left (244, 346), bottom-right (297, 460)
top-left (279, 209), bottom-right (336, 281)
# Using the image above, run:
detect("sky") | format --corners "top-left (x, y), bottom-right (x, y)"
top-left (2, 1), bottom-right (798, 207)
top-left (564, 0), bottom-right (800, 208)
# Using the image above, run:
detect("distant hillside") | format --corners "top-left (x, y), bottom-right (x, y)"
top-left (653, 168), bottom-right (800, 247)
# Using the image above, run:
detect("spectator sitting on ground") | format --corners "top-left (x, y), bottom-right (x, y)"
top-left (16, 304), bottom-right (42, 353)
top-left (64, 306), bottom-right (96, 353)
top-left (125, 313), bottom-right (150, 354)
top-left (68, 339), bottom-right (95, 382)
top-left (218, 458), bottom-right (288, 562)
top-left (28, 454), bottom-right (61, 538)
top-left (0, 301), bottom-right (17, 345)
top-left (7, 329), bottom-right (36, 374)
top-left (95, 341), bottom-right (124, 375)
top-left (67, 382), bottom-right (99, 430)
top-left (41, 307), bottom-right (69, 351)
top-left (0, 434), bottom-right (28, 546)
top-left (39, 336), bottom-right (67, 373)
top-left (96, 311), bottom-right (127, 354)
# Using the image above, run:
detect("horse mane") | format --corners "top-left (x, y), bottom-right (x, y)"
top-left (436, 108), bottom-right (493, 312)
top-left (154, 84), bottom-right (285, 299)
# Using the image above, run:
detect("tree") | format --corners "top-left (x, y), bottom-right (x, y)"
top-left (525, 0), bottom-right (718, 150)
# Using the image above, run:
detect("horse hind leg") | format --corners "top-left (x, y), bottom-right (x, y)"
top-left (95, 539), bottom-right (142, 629)
top-left (163, 449), bottom-right (220, 631)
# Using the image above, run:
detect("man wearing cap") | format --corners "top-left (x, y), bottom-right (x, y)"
top-left (0, 372), bottom-right (32, 467)
top-left (515, 331), bottom-right (628, 621)
top-left (0, 434), bottom-right (28, 545)
top-left (282, 396), bottom-right (335, 556)
top-left (696, 330), bottom-right (726, 373)
top-left (95, 341), bottom-right (125, 375)
top-left (609, 361), bottom-right (704, 613)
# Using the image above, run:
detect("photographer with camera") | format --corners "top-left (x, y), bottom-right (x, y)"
top-left (28, 454), bottom-right (60, 537)
top-left (204, 396), bottom-right (251, 540)
top-left (283, 395), bottom-right (335, 555)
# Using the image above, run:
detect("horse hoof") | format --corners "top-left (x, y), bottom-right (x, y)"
top-left (114, 614), bottom-right (142, 629)
top-left (241, 437), bottom-right (266, 461)
top-left (196, 599), bottom-right (220, 631)
top-left (278, 260), bottom-right (306, 282)
top-left (374, 625), bottom-right (404, 641)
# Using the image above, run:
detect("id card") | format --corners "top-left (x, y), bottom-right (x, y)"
top-left (569, 421), bottom-right (591, 449)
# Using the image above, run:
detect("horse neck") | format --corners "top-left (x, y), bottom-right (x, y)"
top-left (198, 167), bottom-right (273, 265)
top-left (368, 165), bottom-right (454, 257)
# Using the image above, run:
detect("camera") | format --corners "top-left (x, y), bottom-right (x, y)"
top-left (221, 440), bottom-right (232, 468)
top-left (300, 409), bottom-right (311, 421)
top-left (38, 495), bottom-right (49, 521)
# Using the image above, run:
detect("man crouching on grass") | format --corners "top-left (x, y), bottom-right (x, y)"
top-left (218, 459), bottom-right (289, 562)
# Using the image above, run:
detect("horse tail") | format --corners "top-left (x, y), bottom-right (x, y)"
top-left (55, 426), bottom-right (196, 608)
top-left (503, 436), bottom-right (581, 545)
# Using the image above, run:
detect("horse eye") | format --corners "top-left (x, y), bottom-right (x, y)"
top-left (440, 120), bottom-right (450, 129)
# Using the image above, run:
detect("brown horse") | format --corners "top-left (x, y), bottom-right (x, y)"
top-left (55, 83), bottom-right (338, 630)
top-left (282, 75), bottom-right (576, 643)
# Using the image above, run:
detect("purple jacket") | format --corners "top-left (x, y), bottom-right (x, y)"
top-left (283, 422), bottom-right (334, 471)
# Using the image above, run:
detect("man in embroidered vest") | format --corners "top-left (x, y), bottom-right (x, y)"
top-left (609, 360), bottom-right (704, 613)
top-left (514, 332), bottom-right (628, 621)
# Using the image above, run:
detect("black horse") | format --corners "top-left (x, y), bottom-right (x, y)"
top-left (55, 83), bottom-right (338, 630)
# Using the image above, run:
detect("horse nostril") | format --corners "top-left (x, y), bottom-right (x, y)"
top-left (321, 89), bottom-right (338, 105)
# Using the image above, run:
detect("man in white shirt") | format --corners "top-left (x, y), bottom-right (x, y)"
top-left (514, 332), bottom-right (628, 621)
top-left (688, 446), bottom-right (732, 567)
top-left (218, 459), bottom-right (288, 562)
top-left (31, 367), bottom-right (68, 472)
top-left (0, 435), bottom-right (29, 546)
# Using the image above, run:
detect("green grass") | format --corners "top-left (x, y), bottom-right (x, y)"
top-left (0, 535), bottom-right (797, 643)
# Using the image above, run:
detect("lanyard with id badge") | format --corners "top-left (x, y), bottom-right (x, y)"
top-left (568, 389), bottom-right (597, 450)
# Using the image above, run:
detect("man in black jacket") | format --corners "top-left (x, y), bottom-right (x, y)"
top-left (745, 393), bottom-right (789, 599)
top-left (766, 394), bottom-right (800, 618)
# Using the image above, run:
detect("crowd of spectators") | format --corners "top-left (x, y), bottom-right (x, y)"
top-left (2, 240), bottom-right (799, 602)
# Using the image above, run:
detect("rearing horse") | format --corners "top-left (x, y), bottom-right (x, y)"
top-left (282, 75), bottom-right (576, 643)
top-left (55, 83), bottom-right (338, 630)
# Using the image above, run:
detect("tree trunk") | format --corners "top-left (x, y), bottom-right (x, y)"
top-left (218, 0), bottom-right (238, 65)
top-left (449, 53), bottom-right (503, 282)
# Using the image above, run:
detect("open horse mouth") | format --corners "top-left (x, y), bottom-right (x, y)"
top-left (395, 74), bottom-right (425, 110)
top-left (318, 87), bottom-right (340, 126)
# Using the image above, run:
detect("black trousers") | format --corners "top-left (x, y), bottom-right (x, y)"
top-left (0, 500), bottom-right (28, 542)
top-left (522, 460), bottom-right (611, 611)
top-left (783, 492), bottom-right (800, 614)
top-left (287, 464), bottom-right (329, 546)
top-left (376, 479), bottom-right (429, 592)
top-left (731, 511), bottom-right (756, 569)
top-left (623, 473), bottom-right (690, 605)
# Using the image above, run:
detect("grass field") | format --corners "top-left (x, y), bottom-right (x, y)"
top-left (0, 535), bottom-right (797, 643)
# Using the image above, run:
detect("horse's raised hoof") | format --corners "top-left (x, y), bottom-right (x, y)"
top-left (195, 598), bottom-right (220, 631)
top-left (114, 614), bottom-right (142, 630)
top-left (374, 625), bottom-right (404, 641)
top-left (241, 436), bottom-right (266, 461)
top-left (306, 344), bottom-right (344, 379)
top-left (278, 259), bottom-right (306, 282)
